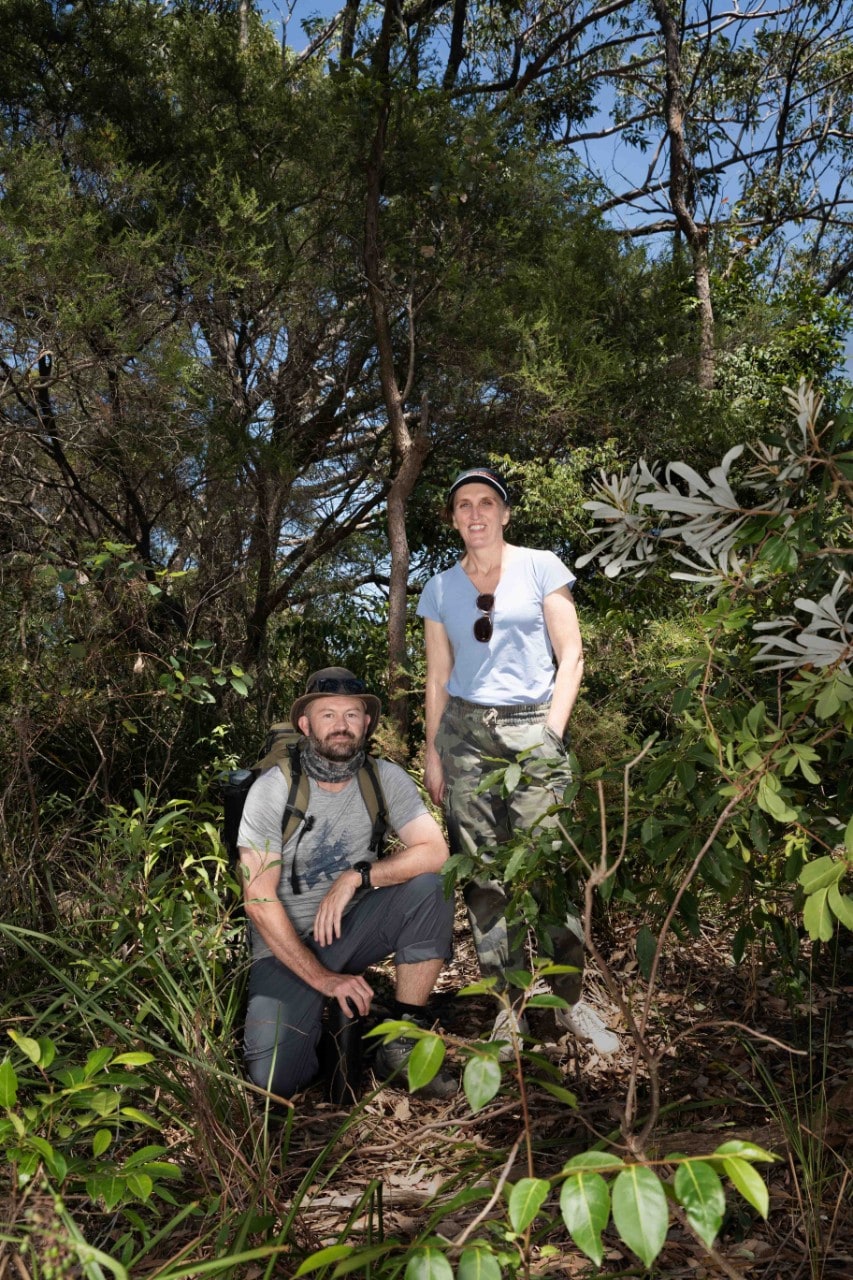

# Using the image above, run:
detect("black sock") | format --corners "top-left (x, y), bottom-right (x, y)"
top-left (391, 999), bottom-right (428, 1022)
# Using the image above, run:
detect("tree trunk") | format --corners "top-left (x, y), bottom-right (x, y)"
top-left (385, 398), bottom-right (431, 738)
top-left (363, 0), bottom-right (432, 742)
top-left (651, 0), bottom-right (715, 390)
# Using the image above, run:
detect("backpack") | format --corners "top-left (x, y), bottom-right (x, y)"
top-left (220, 724), bottom-right (389, 878)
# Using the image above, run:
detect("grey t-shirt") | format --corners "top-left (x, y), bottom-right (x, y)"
top-left (237, 759), bottom-right (428, 952)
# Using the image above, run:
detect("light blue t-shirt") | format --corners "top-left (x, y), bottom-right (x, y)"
top-left (416, 546), bottom-right (576, 705)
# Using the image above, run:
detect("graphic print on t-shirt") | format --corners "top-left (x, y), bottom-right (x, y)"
top-left (298, 818), bottom-right (353, 890)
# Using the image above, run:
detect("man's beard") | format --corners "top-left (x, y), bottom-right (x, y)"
top-left (309, 727), bottom-right (366, 762)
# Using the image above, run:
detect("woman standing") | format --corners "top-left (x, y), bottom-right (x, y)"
top-left (417, 466), bottom-right (618, 1055)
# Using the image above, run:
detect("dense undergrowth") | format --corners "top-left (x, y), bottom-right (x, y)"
top-left (2, 768), bottom-right (850, 1280)
top-left (2, 383), bottom-right (852, 1276)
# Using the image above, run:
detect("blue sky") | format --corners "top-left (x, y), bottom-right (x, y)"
top-left (259, 0), bottom-right (852, 378)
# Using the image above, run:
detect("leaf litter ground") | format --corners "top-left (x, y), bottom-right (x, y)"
top-left (257, 903), bottom-right (852, 1278)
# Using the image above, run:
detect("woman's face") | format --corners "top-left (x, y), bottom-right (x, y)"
top-left (451, 483), bottom-right (510, 548)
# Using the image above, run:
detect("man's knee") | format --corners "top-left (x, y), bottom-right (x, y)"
top-left (397, 871), bottom-right (446, 909)
top-left (243, 993), bottom-right (320, 1098)
top-left (392, 873), bottom-right (454, 962)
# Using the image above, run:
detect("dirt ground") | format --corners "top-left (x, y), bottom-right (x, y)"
top-left (272, 905), bottom-right (853, 1278)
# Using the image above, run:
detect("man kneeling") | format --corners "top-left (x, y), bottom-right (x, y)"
top-left (238, 666), bottom-right (456, 1100)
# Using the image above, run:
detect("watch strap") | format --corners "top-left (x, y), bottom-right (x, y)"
top-left (353, 861), bottom-right (372, 891)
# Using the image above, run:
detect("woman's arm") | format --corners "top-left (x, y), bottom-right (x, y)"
top-left (543, 586), bottom-right (584, 739)
top-left (423, 617), bottom-right (454, 805)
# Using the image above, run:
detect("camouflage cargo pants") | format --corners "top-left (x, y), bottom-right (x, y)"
top-left (436, 696), bottom-right (584, 1005)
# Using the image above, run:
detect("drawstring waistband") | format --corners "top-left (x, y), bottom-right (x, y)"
top-left (446, 696), bottom-right (550, 724)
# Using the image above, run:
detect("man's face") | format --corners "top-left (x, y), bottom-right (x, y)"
top-left (299, 696), bottom-right (369, 761)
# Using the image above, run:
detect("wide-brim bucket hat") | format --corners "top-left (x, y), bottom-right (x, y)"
top-left (289, 666), bottom-right (382, 736)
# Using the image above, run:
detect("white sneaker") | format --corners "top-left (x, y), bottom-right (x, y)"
top-left (555, 1002), bottom-right (619, 1055)
top-left (488, 1007), bottom-right (529, 1062)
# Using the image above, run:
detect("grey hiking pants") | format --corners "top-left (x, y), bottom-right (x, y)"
top-left (244, 873), bottom-right (453, 1098)
top-left (436, 695), bottom-right (584, 1004)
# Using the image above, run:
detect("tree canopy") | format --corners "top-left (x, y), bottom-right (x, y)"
top-left (2, 4), bottom-right (852, 1277)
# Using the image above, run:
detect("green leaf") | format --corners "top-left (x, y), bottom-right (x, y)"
top-left (845, 814), bottom-right (853, 856)
top-left (36, 1038), bottom-right (56, 1070)
top-left (721, 1156), bottom-right (769, 1218)
top-left (646, 758), bottom-right (673, 795)
top-left (46, 1150), bottom-right (67, 1182)
top-left (526, 992), bottom-right (565, 1008)
top-left (828, 884), bottom-right (853, 931)
top-left (641, 815), bottom-right (664, 846)
top-left (476, 769), bottom-right (506, 793)
top-left (87, 1174), bottom-right (125, 1210)
top-left (457, 1246), bottom-right (502, 1280)
top-left (129, 1161), bottom-right (182, 1180)
top-left (759, 535), bottom-right (797, 573)
top-left (112, 1052), bottom-right (155, 1067)
top-left (750, 810), bottom-right (769, 854)
top-left (504, 762), bottom-right (522, 793)
top-left (85, 1047), bottom-right (114, 1078)
top-left (463, 1056), bottom-right (502, 1112)
top-left (88, 1090), bottom-right (121, 1117)
top-left (675, 759), bottom-right (696, 793)
top-left (126, 1172), bottom-right (153, 1201)
top-left (732, 924), bottom-right (752, 965)
top-left (293, 1245), bottom-right (353, 1275)
top-left (118, 1107), bottom-right (160, 1128)
top-left (636, 924), bottom-right (657, 980)
top-left (611, 1166), bottom-right (668, 1267)
top-left (121, 1144), bottom-right (170, 1167)
top-left (0, 1059), bottom-right (18, 1107)
top-left (672, 687), bottom-right (693, 713)
top-left (674, 1160), bottom-right (725, 1247)
top-left (560, 1171), bottom-right (610, 1265)
top-left (803, 887), bottom-right (835, 942)
top-left (712, 1140), bottom-right (776, 1163)
top-left (745, 701), bottom-right (766, 736)
top-left (407, 1035), bottom-right (446, 1092)
top-left (799, 856), bottom-right (845, 893)
top-left (537, 1080), bottom-right (578, 1108)
top-left (230, 677), bottom-right (249, 697)
top-left (508, 1177), bottom-right (550, 1233)
top-left (92, 1128), bottom-right (112, 1157)
top-left (815, 680), bottom-right (841, 719)
top-left (563, 1152), bottom-right (625, 1173)
top-left (327, 1246), bottom-right (397, 1276)
top-left (8, 1032), bottom-right (41, 1064)
top-left (756, 777), bottom-right (798, 824)
top-left (404, 1246), bottom-right (454, 1280)
top-left (27, 1135), bottom-right (55, 1162)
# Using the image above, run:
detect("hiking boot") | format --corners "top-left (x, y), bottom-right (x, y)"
top-left (373, 1016), bottom-right (458, 1099)
top-left (555, 1002), bottom-right (619, 1055)
top-left (488, 1007), bottom-right (529, 1062)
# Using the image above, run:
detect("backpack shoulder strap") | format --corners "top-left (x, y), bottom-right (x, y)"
top-left (252, 724), bottom-right (310, 847)
top-left (357, 755), bottom-right (388, 858)
top-left (276, 742), bottom-right (311, 847)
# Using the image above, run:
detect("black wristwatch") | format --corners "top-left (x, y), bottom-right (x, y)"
top-left (352, 860), bottom-right (373, 891)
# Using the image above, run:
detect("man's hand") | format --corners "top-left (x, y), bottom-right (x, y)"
top-left (312, 869), bottom-right (361, 947)
top-left (324, 971), bottom-right (374, 1018)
